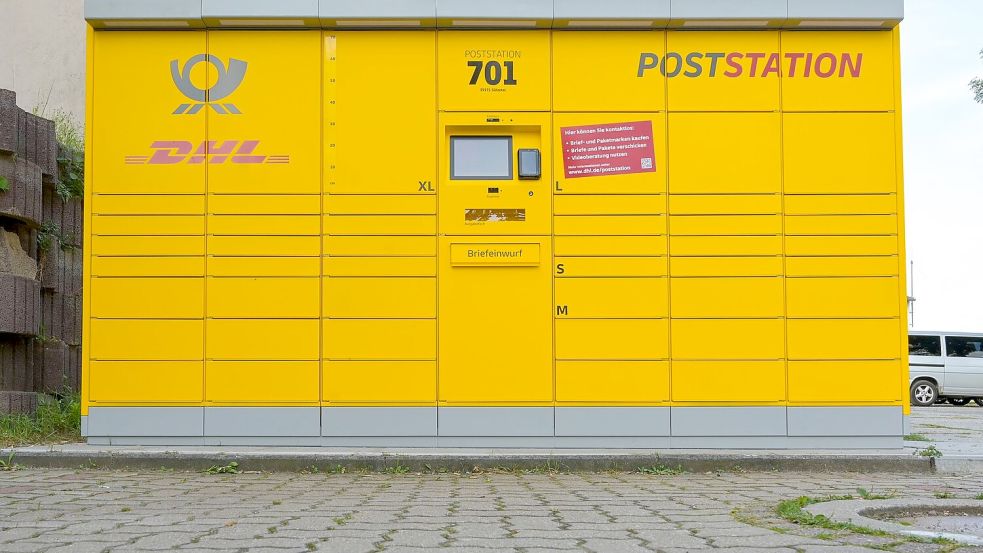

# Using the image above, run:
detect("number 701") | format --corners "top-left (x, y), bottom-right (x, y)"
top-left (467, 61), bottom-right (518, 86)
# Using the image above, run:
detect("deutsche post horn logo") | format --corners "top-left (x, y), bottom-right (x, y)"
top-left (170, 54), bottom-right (247, 115)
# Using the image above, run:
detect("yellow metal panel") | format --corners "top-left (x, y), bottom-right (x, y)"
top-left (326, 195), bottom-right (436, 215)
top-left (324, 277), bottom-right (436, 318)
top-left (669, 194), bottom-right (780, 215)
top-left (671, 319), bottom-right (784, 360)
top-left (670, 235), bottom-right (782, 256)
top-left (554, 215), bottom-right (666, 236)
top-left (91, 257), bottom-right (204, 277)
top-left (785, 235), bottom-right (898, 256)
top-left (90, 278), bottom-right (203, 319)
top-left (324, 319), bottom-right (436, 360)
top-left (324, 361), bottom-right (437, 404)
top-left (82, 24), bottom-right (94, 417)
top-left (553, 195), bottom-right (665, 216)
top-left (554, 257), bottom-right (667, 278)
top-left (785, 256), bottom-right (899, 277)
top-left (208, 257), bottom-right (321, 277)
top-left (554, 236), bottom-right (667, 257)
top-left (668, 113), bottom-right (781, 194)
top-left (552, 113), bottom-right (668, 195)
top-left (324, 236), bottom-right (437, 257)
top-left (784, 194), bottom-right (897, 215)
top-left (207, 235), bottom-right (320, 257)
top-left (90, 319), bottom-right (203, 360)
top-left (209, 215), bottom-right (320, 236)
top-left (781, 31), bottom-right (895, 112)
top-left (555, 319), bottom-right (669, 360)
top-left (92, 31), bottom-right (205, 194)
top-left (670, 256), bottom-right (782, 277)
top-left (438, 112), bottom-right (552, 236)
top-left (785, 215), bottom-right (897, 236)
top-left (207, 277), bottom-right (319, 318)
top-left (91, 236), bottom-right (205, 256)
top-left (556, 361), bottom-right (669, 404)
top-left (670, 277), bottom-right (783, 318)
top-left (438, 30), bottom-right (550, 111)
top-left (671, 361), bottom-right (786, 403)
top-left (92, 195), bottom-right (204, 215)
top-left (89, 361), bottom-right (202, 403)
top-left (667, 31), bottom-right (781, 111)
top-left (556, 278), bottom-right (668, 318)
top-left (439, 236), bottom-right (552, 403)
top-left (325, 215), bottom-right (436, 236)
top-left (788, 360), bottom-right (902, 403)
top-left (208, 31), bottom-right (321, 194)
top-left (207, 319), bottom-right (319, 360)
top-left (669, 215), bottom-right (782, 236)
top-left (209, 195), bottom-right (320, 215)
top-left (206, 361), bottom-right (319, 403)
top-left (787, 319), bottom-right (900, 360)
top-left (91, 215), bottom-right (204, 236)
top-left (552, 31), bottom-right (666, 112)
top-left (787, 277), bottom-right (900, 318)
top-left (324, 257), bottom-right (437, 277)
top-left (784, 113), bottom-right (896, 194)
top-left (328, 31), bottom-right (436, 195)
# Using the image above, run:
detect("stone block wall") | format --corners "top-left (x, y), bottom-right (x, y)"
top-left (0, 89), bottom-right (83, 413)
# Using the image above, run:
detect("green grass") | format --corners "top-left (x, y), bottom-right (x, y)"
top-left (0, 393), bottom-right (81, 447)
top-left (903, 434), bottom-right (930, 442)
top-left (638, 464), bottom-right (684, 476)
top-left (915, 445), bottom-right (943, 458)
top-left (776, 495), bottom-right (888, 536)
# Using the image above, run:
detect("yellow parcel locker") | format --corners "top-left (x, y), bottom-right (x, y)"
top-left (555, 277), bottom-right (668, 318)
top-left (556, 361), bottom-right (669, 404)
top-left (89, 361), bottom-right (203, 404)
top-left (669, 113), bottom-right (781, 194)
top-left (781, 31), bottom-right (896, 112)
top-left (327, 31), bottom-right (436, 195)
top-left (438, 30), bottom-right (550, 112)
top-left (323, 277), bottom-right (436, 318)
top-left (666, 31), bottom-right (781, 112)
top-left (787, 319), bottom-right (901, 360)
top-left (672, 361), bottom-right (786, 403)
top-left (788, 360), bottom-right (902, 404)
top-left (671, 319), bottom-right (784, 360)
top-left (670, 277), bottom-right (783, 318)
top-left (206, 361), bottom-right (319, 404)
top-left (555, 319), bottom-right (669, 360)
top-left (786, 277), bottom-right (900, 318)
top-left (552, 31), bottom-right (666, 112)
top-left (325, 361), bottom-right (437, 405)
top-left (784, 113), bottom-right (897, 194)
top-left (91, 31), bottom-right (206, 195)
top-left (207, 30), bottom-right (321, 195)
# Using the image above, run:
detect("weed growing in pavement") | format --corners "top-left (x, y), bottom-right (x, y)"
top-left (904, 434), bottom-right (931, 442)
top-left (934, 491), bottom-right (954, 499)
top-left (0, 393), bottom-right (81, 447)
top-left (775, 496), bottom-right (887, 535)
top-left (856, 488), bottom-right (896, 500)
top-left (306, 543), bottom-right (317, 551)
top-left (205, 462), bottom-right (241, 475)
top-left (384, 464), bottom-right (410, 475)
top-left (0, 454), bottom-right (19, 471)
top-left (637, 464), bottom-right (684, 476)
top-left (120, 507), bottom-right (131, 513)
top-left (332, 513), bottom-right (353, 526)
top-left (975, 493), bottom-right (983, 500)
top-left (915, 445), bottom-right (943, 458)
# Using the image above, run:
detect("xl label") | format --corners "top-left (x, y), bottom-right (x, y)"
top-left (561, 121), bottom-right (656, 179)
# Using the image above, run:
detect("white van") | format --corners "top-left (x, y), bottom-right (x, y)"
top-left (909, 331), bottom-right (983, 407)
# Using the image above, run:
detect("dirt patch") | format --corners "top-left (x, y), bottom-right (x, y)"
top-left (0, 229), bottom-right (37, 279)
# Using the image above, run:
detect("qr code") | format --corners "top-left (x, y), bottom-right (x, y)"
top-left (641, 157), bottom-right (653, 169)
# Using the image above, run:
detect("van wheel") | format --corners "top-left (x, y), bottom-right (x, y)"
top-left (911, 380), bottom-right (938, 407)
top-left (975, 398), bottom-right (983, 407)
top-left (950, 397), bottom-right (970, 406)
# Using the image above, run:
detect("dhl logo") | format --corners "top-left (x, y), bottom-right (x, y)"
top-left (125, 140), bottom-right (290, 165)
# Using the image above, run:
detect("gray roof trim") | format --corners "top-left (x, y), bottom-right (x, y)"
top-left (85, 0), bottom-right (903, 28)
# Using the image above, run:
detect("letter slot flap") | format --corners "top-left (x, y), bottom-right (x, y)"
top-left (518, 149), bottom-right (541, 180)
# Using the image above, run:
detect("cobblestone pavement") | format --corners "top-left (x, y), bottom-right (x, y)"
top-left (2, 468), bottom-right (983, 553)
top-left (907, 405), bottom-right (983, 457)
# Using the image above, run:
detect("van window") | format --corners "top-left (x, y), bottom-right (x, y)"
top-left (945, 336), bottom-right (983, 358)
top-left (909, 335), bottom-right (942, 356)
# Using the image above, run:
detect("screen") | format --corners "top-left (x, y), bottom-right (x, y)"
top-left (451, 136), bottom-right (512, 180)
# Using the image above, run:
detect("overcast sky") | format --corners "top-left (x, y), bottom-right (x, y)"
top-left (901, 0), bottom-right (983, 332)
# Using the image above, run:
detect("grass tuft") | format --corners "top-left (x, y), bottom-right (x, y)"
top-left (0, 393), bottom-right (81, 447)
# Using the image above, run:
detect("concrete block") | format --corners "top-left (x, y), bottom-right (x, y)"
top-left (0, 336), bottom-right (37, 392)
top-left (0, 274), bottom-right (41, 336)
top-left (0, 156), bottom-right (43, 226)
top-left (0, 390), bottom-right (39, 415)
top-left (0, 90), bottom-right (17, 154)
top-left (34, 338), bottom-right (69, 393)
